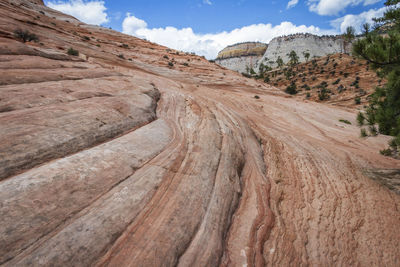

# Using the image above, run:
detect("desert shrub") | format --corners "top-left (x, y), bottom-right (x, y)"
top-left (254, 95), bottom-right (260, 99)
top-left (83, 36), bottom-right (90, 41)
top-left (183, 62), bottom-right (189, 66)
top-left (369, 125), bottom-right (378, 136)
top-left (380, 148), bottom-right (392, 156)
top-left (168, 61), bottom-right (174, 67)
top-left (118, 54), bottom-right (125, 59)
top-left (360, 128), bottom-right (368, 137)
top-left (306, 92), bottom-right (311, 98)
top-left (357, 112), bottom-right (365, 125)
top-left (285, 82), bottom-right (298, 95)
top-left (318, 88), bottom-right (330, 101)
top-left (337, 84), bottom-right (345, 93)
top-left (339, 119), bottom-right (352, 125)
top-left (355, 97), bottom-right (361, 104)
top-left (332, 78), bottom-right (341, 85)
top-left (163, 55), bottom-right (169, 59)
top-left (67, 47), bottom-right (79, 56)
top-left (14, 29), bottom-right (39, 43)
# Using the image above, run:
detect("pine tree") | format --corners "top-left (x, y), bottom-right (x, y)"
top-left (353, 0), bottom-right (400, 154)
top-left (276, 56), bottom-right (284, 69)
top-left (288, 50), bottom-right (299, 66)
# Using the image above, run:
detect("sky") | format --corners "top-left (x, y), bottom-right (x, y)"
top-left (44, 0), bottom-right (388, 59)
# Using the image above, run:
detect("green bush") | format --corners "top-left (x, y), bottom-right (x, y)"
top-left (318, 88), bottom-right (330, 101)
top-left (357, 112), bottom-right (365, 126)
top-left (369, 125), bottom-right (378, 136)
top-left (285, 82), bottom-right (298, 95)
top-left (360, 128), bottom-right (368, 137)
top-left (380, 148), bottom-right (392, 156)
top-left (355, 97), bottom-right (361, 105)
top-left (67, 47), bottom-right (79, 56)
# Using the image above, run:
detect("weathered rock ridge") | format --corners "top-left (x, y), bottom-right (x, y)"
top-left (215, 42), bottom-right (267, 73)
top-left (0, 1), bottom-right (399, 266)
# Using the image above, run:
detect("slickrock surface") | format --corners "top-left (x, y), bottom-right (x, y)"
top-left (0, 1), bottom-right (399, 266)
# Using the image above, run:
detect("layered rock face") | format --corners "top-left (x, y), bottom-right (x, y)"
top-left (0, 1), bottom-right (399, 267)
top-left (215, 42), bottom-right (267, 73)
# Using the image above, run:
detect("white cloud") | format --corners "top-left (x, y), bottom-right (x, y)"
top-left (287, 0), bottom-right (299, 9)
top-left (203, 0), bottom-right (212, 5)
top-left (307, 0), bottom-right (382, 16)
top-left (122, 14), bottom-right (336, 59)
top-left (331, 6), bottom-right (386, 33)
top-left (46, 0), bottom-right (108, 25)
top-left (122, 13), bottom-right (147, 35)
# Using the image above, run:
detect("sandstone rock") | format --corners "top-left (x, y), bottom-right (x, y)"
top-left (0, 1), bottom-right (399, 267)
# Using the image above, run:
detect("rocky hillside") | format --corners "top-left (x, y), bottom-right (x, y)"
top-left (1, 1), bottom-right (399, 266)
top-left (263, 53), bottom-right (382, 107)
top-left (215, 42), bottom-right (267, 73)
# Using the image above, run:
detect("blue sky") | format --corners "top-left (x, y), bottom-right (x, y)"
top-left (45, 0), bottom-right (387, 58)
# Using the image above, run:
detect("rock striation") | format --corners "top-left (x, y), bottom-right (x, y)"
top-left (215, 42), bottom-right (267, 73)
top-left (0, 1), bottom-right (399, 266)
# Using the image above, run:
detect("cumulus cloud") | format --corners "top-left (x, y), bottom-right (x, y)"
top-left (287, 0), bottom-right (299, 9)
top-left (46, 0), bottom-right (108, 25)
top-left (307, 0), bottom-right (382, 16)
top-left (122, 13), bottom-right (336, 59)
top-left (331, 6), bottom-right (386, 33)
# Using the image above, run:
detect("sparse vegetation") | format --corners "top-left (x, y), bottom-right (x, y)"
top-left (168, 61), bottom-right (174, 67)
top-left (357, 112), bottom-right (366, 126)
top-left (67, 47), bottom-right (79, 56)
top-left (285, 82), bottom-right (297, 95)
top-left (360, 128), bottom-right (368, 137)
top-left (14, 29), bottom-right (39, 43)
top-left (339, 119), bottom-right (352, 125)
